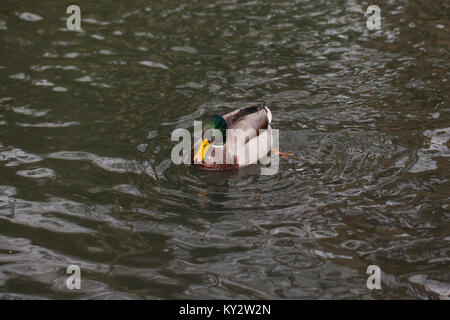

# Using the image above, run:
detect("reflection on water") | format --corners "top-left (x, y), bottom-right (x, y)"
top-left (0, 0), bottom-right (449, 299)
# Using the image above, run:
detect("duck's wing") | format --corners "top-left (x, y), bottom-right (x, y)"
top-left (222, 104), bottom-right (273, 166)
top-left (222, 104), bottom-right (270, 133)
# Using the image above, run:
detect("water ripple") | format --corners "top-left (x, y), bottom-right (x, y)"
top-left (0, 0), bottom-right (448, 299)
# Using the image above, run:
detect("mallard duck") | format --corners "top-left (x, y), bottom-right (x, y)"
top-left (191, 103), bottom-right (278, 171)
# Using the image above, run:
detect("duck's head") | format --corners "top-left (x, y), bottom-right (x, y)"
top-left (193, 115), bottom-right (228, 162)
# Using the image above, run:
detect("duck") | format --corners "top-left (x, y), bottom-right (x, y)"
top-left (191, 103), bottom-right (290, 171)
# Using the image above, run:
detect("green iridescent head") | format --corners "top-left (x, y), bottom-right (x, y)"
top-left (193, 115), bottom-right (228, 163)
top-left (202, 115), bottom-right (228, 145)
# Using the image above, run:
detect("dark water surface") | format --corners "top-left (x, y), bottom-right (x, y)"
top-left (0, 0), bottom-right (449, 299)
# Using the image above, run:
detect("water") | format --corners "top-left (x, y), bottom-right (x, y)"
top-left (0, 0), bottom-right (449, 299)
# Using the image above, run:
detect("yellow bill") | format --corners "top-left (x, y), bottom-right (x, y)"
top-left (194, 138), bottom-right (211, 162)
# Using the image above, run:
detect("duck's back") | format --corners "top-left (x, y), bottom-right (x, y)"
top-left (223, 104), bottom-right (270, 133)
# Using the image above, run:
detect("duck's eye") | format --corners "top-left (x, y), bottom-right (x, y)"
top-left (211, 132), bottom-right (225, 146)
top-left (204, 128), bottom-right (224, 146)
